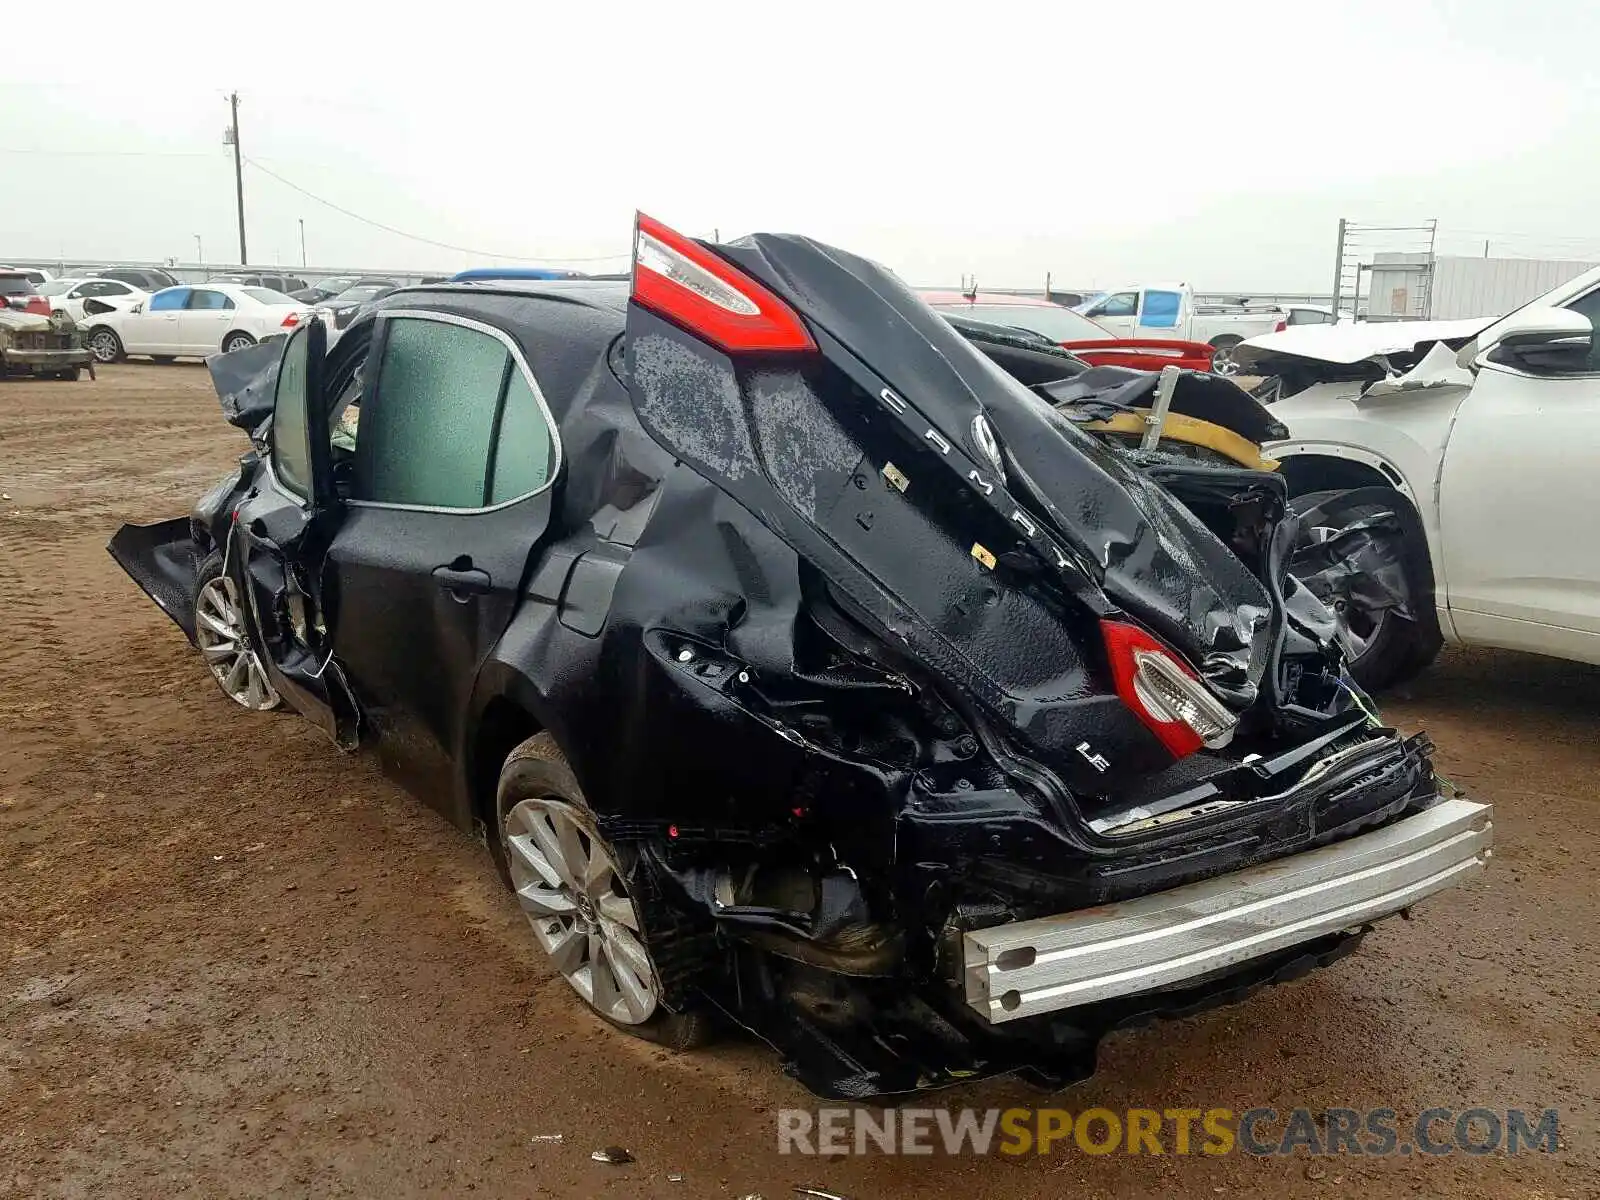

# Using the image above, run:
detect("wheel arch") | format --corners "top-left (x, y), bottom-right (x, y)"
top-left (464, 686), bottom-right (548, 835)
top-left (221, 329), bottom-right (256, 352)
top-left (1270, 444), bottom-right (1420, 506)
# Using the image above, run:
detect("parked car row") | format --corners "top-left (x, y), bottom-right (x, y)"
top-left (109, 215), bottom-right (1490, 1100)
top-left (80, 284), bottom-right (311, 364)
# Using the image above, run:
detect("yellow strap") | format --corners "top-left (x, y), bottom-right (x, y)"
top-left (1079, 409), bottom-right (1278, 471)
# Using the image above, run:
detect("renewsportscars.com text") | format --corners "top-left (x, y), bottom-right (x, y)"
top-left (777, 1107), bottom-right (1561, 1157)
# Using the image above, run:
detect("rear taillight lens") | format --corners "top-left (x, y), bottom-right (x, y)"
top-left (281, 311), bottom-right (301, 328)
top-left (631, 212), bottom-right (816, 354)
top-left (1274, 319), bottom-right (1287, 332)
top-left (1101, 620), bottom-right (1238, 758)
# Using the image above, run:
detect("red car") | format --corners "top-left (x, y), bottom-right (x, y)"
top-left (0, 270), bottom-right (53, 317)
top-left (920, 290), bottom-right (1216, 373)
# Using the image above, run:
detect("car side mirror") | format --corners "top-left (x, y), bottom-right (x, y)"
top-left (131, 303), bottom-right (144, 314)
top-left (1482, 306), bottom-right (1593, 373)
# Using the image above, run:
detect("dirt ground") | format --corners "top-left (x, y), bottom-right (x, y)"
top-left (2, 364), bottom-right (1596, 1199)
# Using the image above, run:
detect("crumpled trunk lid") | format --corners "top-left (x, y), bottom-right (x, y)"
top-left (714, 233), bottom-right (1276, 690)
top-left (625, 231), bottom-right (1294, 800)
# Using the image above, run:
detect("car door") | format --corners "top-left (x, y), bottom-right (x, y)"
top-left (319, 307), bottom-right (560, 802)
top-left (226, 317), bottom-right (362, 744)
top-left (124, 286), bottom-right (189, 354)
top-left (1080, 290), bottom-right (1139, 337)
top-left (178, 288), bottom-right (236, 355)
top-left (1135, 288), bottom-right (1184, 339)
top-left (1437, 285), bottom-right (1600, 663)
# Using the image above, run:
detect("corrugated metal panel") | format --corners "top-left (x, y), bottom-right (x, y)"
top-left (1430, 257), bottom-right (1597, 319)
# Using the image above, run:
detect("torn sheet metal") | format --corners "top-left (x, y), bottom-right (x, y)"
top-left (1234, 317), bottom-right (1493, 371)
top-left (1289, 498), bottom-right (1413, 620)
top-left (207, 337), bottom-right (286, 433)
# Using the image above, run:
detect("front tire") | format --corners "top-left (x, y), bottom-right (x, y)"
top-left (492, 733), bottom-right (712, 1050)
top-left (193, 553), bottom-right (281, 711)
top-left (1290, 491), bottom-right (1441, 691)
top-left (87, 328), bottom-right (123, 364)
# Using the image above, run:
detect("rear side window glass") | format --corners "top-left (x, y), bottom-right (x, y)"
top-left (188, 290), bottom-right (234, 311)
top-left (1140, 290), bottom-right (1181, 327)
top-left (490, 368), bottom-right (556, 503)
top-left (149, 288), bottom-right (191, 311)
top-left (272, 331), bottom-right (313, 499)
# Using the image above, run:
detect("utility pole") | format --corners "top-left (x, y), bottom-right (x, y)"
top-left (226, 92), bottom-right (247, 265)
top-left (194, 234), bottom-right (203, 270)
top-left (299, 218), bottom-right (306, 268)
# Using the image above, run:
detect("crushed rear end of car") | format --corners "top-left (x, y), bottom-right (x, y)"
top-left (615, 217), bottom-right (1491, 1098)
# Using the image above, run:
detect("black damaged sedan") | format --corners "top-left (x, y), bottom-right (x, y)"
top-left (111, 216), bottom-right (1491, 1098)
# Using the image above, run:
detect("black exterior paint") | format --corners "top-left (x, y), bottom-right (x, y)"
top-left (109, 237), bottom-right (1442, 1098)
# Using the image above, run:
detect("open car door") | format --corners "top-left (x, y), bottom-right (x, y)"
top-left (225, 318), bottom-right (361, 747)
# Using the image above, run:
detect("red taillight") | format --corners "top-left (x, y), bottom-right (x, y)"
top-left (281, 311), bottom-right (302, 328)
top-left (24, 297), bottom-right (50, 317)
top-left (1274, 319), bottom-right (1287, 332)
top-left (1100, 620), bottom-right (1238, 759)
top-left (631, 212), bottom-right (816, 354)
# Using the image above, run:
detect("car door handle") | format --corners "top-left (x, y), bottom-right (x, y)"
top-left (432, 564), bottom-right (491, 598)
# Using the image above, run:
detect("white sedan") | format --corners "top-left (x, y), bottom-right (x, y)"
top-left (34, 277), bottom-right (148, 322)
top-left (82, 283), bottom-right (311, 364)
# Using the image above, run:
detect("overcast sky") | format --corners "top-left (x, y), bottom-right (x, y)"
top-left (4, 1), bottom-right (1597, 291)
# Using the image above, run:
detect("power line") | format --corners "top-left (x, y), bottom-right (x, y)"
top-left (242, 156), bottom-right (629, 264)
top-left (0, 147), bottom-right (212, 157)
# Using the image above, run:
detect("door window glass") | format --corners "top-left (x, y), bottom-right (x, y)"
top-left (188, 289), bottom-right (235, 311)
top-left (1562, 288), bottom-right (1600, 372)
top-left (1140, 290), bottom-right (1181, 328)
top-left (354, 316), bottom-right (557, 509)
top-left (1093, 291), bottom-right (1138, 317)
top-left (148, 287), bottom-right (191, 311)
top-left (272, 330), bottom-right (314, 499)
top-left (1288, 308), bottom-right (1332, 325)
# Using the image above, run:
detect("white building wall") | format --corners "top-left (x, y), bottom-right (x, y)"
top-left (1366, 254), bottom-right (1597, 320)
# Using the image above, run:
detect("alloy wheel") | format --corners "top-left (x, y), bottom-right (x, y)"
top-left (194, 576), bottom-right (280, 710)
top-left (88, 331), bottom-right (120, 363)
top-left (503, 797), bottom-right (660, 1025)
top-left (224, 334), bottom-right (254, 353)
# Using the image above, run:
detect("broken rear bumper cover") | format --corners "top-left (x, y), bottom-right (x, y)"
top-left (965, 796), bottom-right (1492, 1023)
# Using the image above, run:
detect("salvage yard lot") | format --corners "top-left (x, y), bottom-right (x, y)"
top-left (2, 364), bottom-right (1596, 1199)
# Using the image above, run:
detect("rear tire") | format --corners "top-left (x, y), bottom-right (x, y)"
top-left (1209, 334), bottom-right (1243, 375)
top-left (222, 332), bottom-right (256, 354)
top-left (1291, 490), bottom-right (1441, 691)
top-left (87, 328), bottom-right (123, 364)
top-left (492, 732), bottom-right (714, 1050)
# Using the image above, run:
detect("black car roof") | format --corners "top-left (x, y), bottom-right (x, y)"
top-left (392, 279), bottom-right (629, 313)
